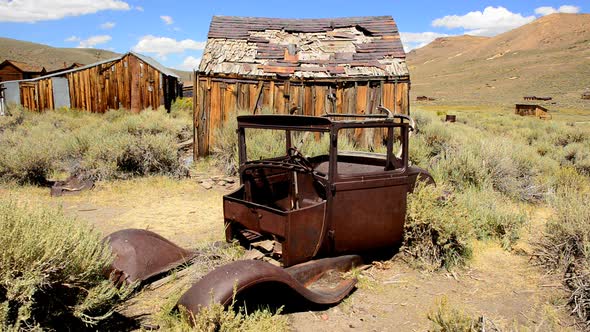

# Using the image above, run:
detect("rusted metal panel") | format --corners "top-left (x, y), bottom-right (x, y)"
top-left (177, 255), bottom-right (363, 317)
top-left (103, 229), bottom-right (197, 285)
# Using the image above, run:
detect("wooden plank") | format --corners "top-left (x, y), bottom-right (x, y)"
top-left (129, 55), bottom-right (141, 112)
top-left (354, 82), bottom-right (367, 141)
top-left (306, 85), bottom-right (314, 116)
top-left (383, 83), bottom-right (394, 112)
top-left (208, 81), bottom-right (221, 150)
top-left (250, 81), bottom-right (264, 114)
top-left (268, 81), bottom-right (275, 112)
top-left (314, 85), bottom-right (325, 117)
top-left (336, 85), bottom-right (343, 114)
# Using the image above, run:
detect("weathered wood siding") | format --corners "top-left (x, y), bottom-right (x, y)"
top-left (194, 77), bottom-right (409, 156)
top-left (19, 82), bottom-right (38, 111)
top-left (0, 64), bottom-right (24, 82)
top-left (65, 54), bottom-right (164, 113)
top-left (15, 54), bottom-right (173, 113)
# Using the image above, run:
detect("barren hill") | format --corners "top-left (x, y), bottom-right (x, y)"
top-left (0, 37), bottom-right (191, 82)
top-left (407, 13), bottom-right (590, 109)
top-left (0, 37), bottom-right (120, 72)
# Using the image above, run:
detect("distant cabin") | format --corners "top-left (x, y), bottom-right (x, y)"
top-left (194, 15), bottom-right (411, 156)
top-left (0, 52), bottom-right (180, 113)
top-left (582, 91), bottom-right (590, 100)
top-left (45, 62), bottom-right (85, 75)
top-left (0, 60), bottom-right (46, 82)
top-left (515, 104), bottom-right (552, 120)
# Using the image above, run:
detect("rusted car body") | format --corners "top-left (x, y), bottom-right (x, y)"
top-left (105, 108), bottom-right (433, 319)
top-left (224, 108), bottom-right (432, 267)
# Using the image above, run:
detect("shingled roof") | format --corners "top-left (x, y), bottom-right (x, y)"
top-left (199, 16), bottom-right (408, 79)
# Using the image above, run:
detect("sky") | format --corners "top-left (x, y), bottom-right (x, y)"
top-left (0, 1), bottom-right (587, 71)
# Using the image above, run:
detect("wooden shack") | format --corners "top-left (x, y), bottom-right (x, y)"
top-left (194, 16), bottom-right (411, 157)
top-left (515, 104), bottom-right (551, 120)
top-left (0, 52), bottom-right (180, 113)
top-left (582, 90), bottom-right (590, 100)
top-left (0, 60), bottom-right (46, 82)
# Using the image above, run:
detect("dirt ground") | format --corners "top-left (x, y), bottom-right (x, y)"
top-left (0, 176), bottom-right (582, 331)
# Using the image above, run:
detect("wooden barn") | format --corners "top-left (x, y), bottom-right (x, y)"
top-left (0, 52), bottom-right (180, 113)
top-left (515, 104), bottom-right (552, 120)
top-left (194, 15), bottom-right (410, 157)
top-left (0, 60), bottom-right (46, 82)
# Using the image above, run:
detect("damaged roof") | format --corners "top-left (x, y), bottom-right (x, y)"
top-left (199, 16), bottom-right (409, 79)
top-left (0, 60), bottom-right (45, 73)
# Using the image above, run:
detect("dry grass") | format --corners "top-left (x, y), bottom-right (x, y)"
top-left (0, 199), bottom-right (132, 330)
top-left (0, 102), bottom-right (192, 184)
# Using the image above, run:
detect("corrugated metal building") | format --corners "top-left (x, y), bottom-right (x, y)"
top-left (194, 15), bottom-right (411, 157)
top-left (0, 52), bottom-right (180, 113)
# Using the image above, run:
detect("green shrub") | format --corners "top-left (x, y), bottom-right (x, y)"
top-left (456, 188), bottom-right (527, 249)
top-left (0, 200), bottom-right (131, 330)
top-left (402, 184), bottom-right (473, 270)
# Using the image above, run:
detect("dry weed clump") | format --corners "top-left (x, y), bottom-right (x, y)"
top-left (536, 188), bottom-right (590, 323)
top-left (427, 297), bottom-right (488, 332)
top-left (0, 199), bottom-right (132, 330)
top-left (0, 102), bottom-right (192, 184)
top-left (158, 295), bottom-right (288, 332)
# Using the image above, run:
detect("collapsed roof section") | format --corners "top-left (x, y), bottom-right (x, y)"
top-left (199, 16), bottom-right (409, 79)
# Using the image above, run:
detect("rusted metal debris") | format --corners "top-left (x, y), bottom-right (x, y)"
top-left (445, 115), bottom-right (456, 122)
top-left (50, 176), bottom-right (94, 197)
top-left (103, 229), bottom-right (197, 285)
top-left (177, 255), bottom-right (363, 317)
top-left (103, 109), bottom-right (433, 322)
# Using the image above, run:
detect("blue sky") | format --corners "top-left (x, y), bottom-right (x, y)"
top-left (0, 1), bottom-right (587, 71)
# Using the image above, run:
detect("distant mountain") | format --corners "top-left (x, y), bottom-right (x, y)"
top-left (0, 37), bottom-right (192, 82)
top-left (407, 13), bottom-right (590, 109)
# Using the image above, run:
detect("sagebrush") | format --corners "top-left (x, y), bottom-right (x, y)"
top-left (0, 199), bottom-right (132, 330)
top-left (0, 101), bottom-right (192, 183)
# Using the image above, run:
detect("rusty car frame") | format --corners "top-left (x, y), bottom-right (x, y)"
top-left (104, 107), bottom-right (433, 320)
top-left (224, 107), bottom-right (432, 267)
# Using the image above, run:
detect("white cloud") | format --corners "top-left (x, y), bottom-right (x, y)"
top-left (77, 35), bottom-right (112, 48)
top-left (100, 21), bottom-right (116, 29)
top-left (65, 36), bottom-right (80, 42)
top-left (160, 15), bottom-right (173, 25)
top-left (135, 6), bottom-right (144, 12)
top-left (177, 56), bottom-right (201, 71)
top-left (535, 5), bottom-right (580, 16)
top-left (0, 0), bottom-right (130, 23)
top-left (432, 6), bottom-right (535, 36)
top-left (400, 32), bottom-right (450, 51)
top-left (132, 35), bottom-right (206, 58)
